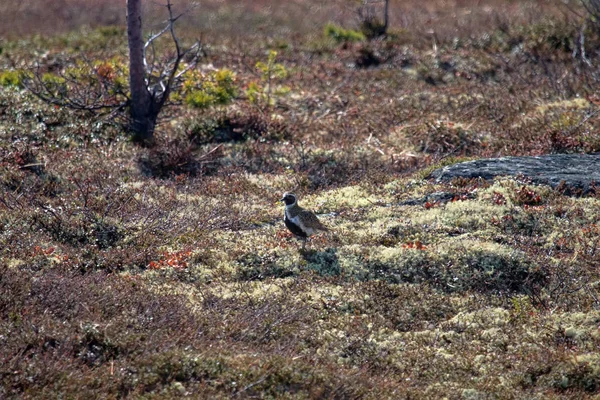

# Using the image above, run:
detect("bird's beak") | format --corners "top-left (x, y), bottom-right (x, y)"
top-left (280, 197), bottom-right (285, 202)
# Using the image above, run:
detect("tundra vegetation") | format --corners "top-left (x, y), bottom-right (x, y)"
top-left (2, 0), bottom-right (600, 398)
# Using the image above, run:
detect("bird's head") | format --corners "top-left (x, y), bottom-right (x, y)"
top-left (280, 192), bottom-right (297, 206)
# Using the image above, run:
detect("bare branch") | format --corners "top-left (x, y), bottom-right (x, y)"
top-left (144, 25), bottom-right (170, 50)
top-left (144, 24), bottom-right (170, 75)
top-left (154, 0), bottom-right (186, 109)
top-left (23, 56), bottom-right (129, 114)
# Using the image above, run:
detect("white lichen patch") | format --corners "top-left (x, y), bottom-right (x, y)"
top-left (445, 307), bottom-right (510, 330)
top-left (120, 180), bottom-right (145, 192)
top-left (244, 172), bottom-right (294, 193)
top-left (140, 277), bottom-right (295, 316)
top-left (363, 205), bottom-right (399, 222)
top-left (300, 283), bottom-right (355, 306)
top-left (549, 311), bottom-right (600, 344)
top-left (534, 97), bottom-right (590, 114)
top-left (6, 258), bottom-right (25, 269)
top-left (480, 327), bottom-right (509, 346)
top-left (435, 348), bottom-right (455, 361)
top-left (332, 218), bottom-right (394, 245)
top-left (412, 199), bottom-right (508, 233)
top-left (310, 185), bottom-right (392, 212)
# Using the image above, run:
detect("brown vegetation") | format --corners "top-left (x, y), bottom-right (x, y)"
top-left (2, 0), bottom-right (600, 398)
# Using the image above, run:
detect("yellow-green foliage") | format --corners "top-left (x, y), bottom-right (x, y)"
top-left (255, 51), bottom-right (288, 80)
top-left (0, 70), bottom-right (23, 87)
top-left (41, 73), bottom-right (65, 86)
top-left (183, 69), bottom-right (237, 108)
top-left (40, 73), bottom-right (67, 96)
top-left (63, 60), bottom-right (116, 84)
top-left (535, 98), bottom-right (590, 114)
top-left (410, 199), bottom-right (505, 233)
top-left (245, 50), bottom-right (290, 107)
top-left (94, 58), bottom-right (128, 88)
top-left (245, 81), bottom-right (263, 104)
top-left (324, 23), bottom-right (366, 42)
top-left (185, 90), bottom-right (215, 109)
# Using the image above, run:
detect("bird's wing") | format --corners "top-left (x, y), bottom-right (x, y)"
top-left (298, 210), bottom-right (329, 231)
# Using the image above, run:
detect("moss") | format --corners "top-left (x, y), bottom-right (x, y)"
top-left (236, 252), bottom-right (297, 281)
top-left (358, 239), bottom-right (545, 293)
top-left (447, 307), bottom-right (510, 328)
top-left (549, 354), bottom-right (600, 393)
top-left (313, 185), bottom-right (391, 212)
top-left (422, 199), bottom-right (507, 232)
top-left (302, 248), bottom-right (341, 276)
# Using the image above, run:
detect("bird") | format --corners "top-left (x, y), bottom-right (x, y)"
top-left (280, 192), bottom-right (329, 249)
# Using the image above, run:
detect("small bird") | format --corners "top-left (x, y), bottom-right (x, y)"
top-left (281, 192), bottom-right (329, 249)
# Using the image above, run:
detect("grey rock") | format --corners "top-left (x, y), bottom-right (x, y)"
top-left (429, 154), bottom-right (600, 194)
top-left (399, 191), bottom-right (475, 206)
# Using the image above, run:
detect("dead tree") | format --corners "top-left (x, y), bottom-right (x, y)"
top-left (357, 0), bottom-right (390, 38)
top-left (127, 0), bottom-right (199, 141)
top-left (25, 0), bottom-right (201, 143)
top-left (127, 0), bottom-right (152, 140)
top-left (384, 0), bottom-right (389, 34)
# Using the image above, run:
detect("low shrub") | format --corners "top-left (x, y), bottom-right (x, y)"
top-left (0, 70), bottom-right (23, 87)
top-left (138, 136), bottom-right (222, 178)
top-left (324, 23), bottom-right (366, 43)
top-left (182, 69), bottom-right (238, 109)
top-left (186, 107), bottom-right (287, 144)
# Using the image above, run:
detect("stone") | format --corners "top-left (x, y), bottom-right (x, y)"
top-left (429, 154), bottom-right (600, 195)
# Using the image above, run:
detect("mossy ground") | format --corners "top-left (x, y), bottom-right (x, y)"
top-left (2, 0), bottom-right (600, 398)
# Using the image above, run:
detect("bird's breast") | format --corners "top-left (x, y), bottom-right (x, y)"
top-left (284, 211), bottom-right (313, 237)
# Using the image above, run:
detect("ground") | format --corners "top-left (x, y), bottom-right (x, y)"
top-left (2, 0), bottom-right (600, 398)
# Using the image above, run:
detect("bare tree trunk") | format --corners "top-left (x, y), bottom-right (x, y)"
top-left (383, 0), bottom-right (389, 34)
top-left (127, 0), bottom-right (155, 142)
